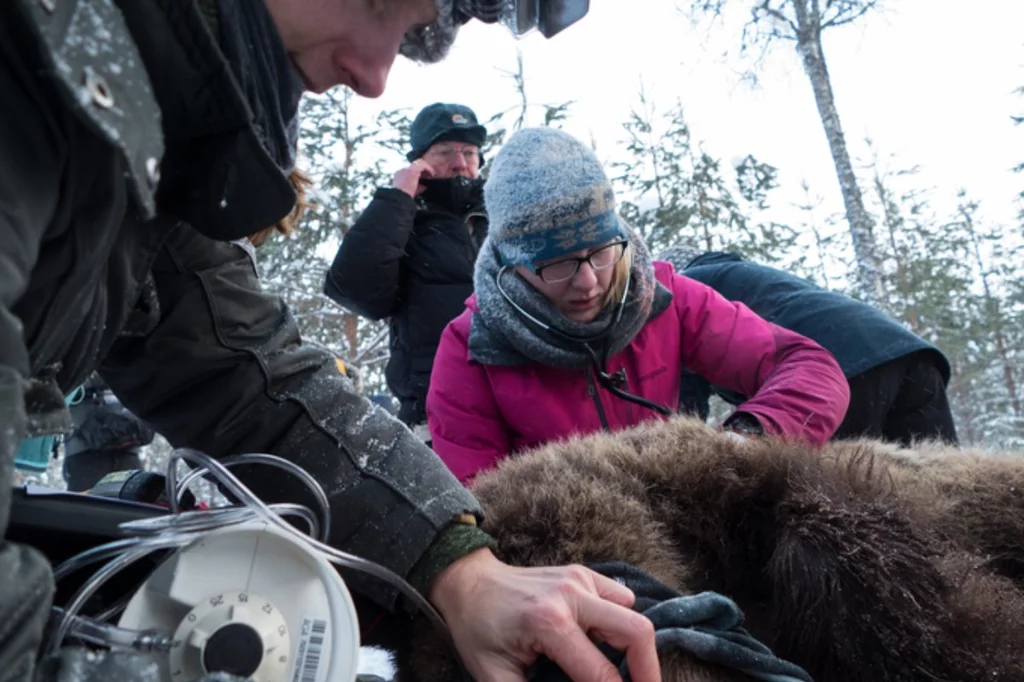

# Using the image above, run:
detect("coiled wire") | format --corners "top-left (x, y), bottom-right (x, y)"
top-left (48, 448), bottom-right (453, 661)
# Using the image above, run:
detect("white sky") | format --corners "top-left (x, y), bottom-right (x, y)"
top-left (346, 0), bottom-right (1024, 229)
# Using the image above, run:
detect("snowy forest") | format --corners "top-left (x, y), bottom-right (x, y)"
top-left (257, 1), bottom-right (1024, 450)
top-left (15, 1), bottom-right (1023, 491)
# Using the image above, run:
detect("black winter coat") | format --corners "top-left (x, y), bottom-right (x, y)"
top-left (0, 0), bottom-right (480, 653)
top-left (676, 252), bottom-right (951, 416)
top-left (325, 181), bottom-right (487, 425)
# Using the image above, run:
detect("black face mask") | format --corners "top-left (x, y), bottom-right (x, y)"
top-left (418, 177), bottom-right (485, 214)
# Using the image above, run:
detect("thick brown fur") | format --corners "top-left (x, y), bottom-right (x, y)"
top-left (400, 417), bottom-right (1024, 682)
top-left (882, 441), bottom-right (1024, 588)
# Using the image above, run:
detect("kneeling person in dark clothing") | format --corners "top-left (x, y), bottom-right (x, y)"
top-left (660, 248), bottom-right (958, 446)
top-left (63, 374), bottom-right (155, 492)
top-left (325, 103), bottom-right (489, 439)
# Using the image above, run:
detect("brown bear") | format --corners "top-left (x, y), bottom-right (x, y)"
top-left (400, 416), bottom-right (1024, 682)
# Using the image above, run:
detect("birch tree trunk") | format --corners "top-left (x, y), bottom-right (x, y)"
top-left (792, 1), bottom-right (885, 305)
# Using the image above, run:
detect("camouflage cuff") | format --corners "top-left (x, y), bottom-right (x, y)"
top-left (406, 520), bottom-right (496, 606)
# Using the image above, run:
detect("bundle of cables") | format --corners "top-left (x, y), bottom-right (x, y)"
top-left (46, 448), bottom-right (454, 682)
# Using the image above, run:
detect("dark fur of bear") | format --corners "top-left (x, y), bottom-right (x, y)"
top-left (400, 416), bottom-right (1024, 682)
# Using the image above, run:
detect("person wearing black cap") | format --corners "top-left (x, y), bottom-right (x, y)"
top-left (325, 103), bottom-right (489, 440)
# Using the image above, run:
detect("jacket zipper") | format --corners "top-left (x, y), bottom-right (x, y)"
top-left (585, 367), bottom-right (611, 431)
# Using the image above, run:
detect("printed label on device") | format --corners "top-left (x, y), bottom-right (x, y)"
top-left (291, 615), bottom-right (329, 682)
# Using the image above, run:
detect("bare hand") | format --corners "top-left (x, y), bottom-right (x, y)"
top-left (430, 549), bottom-right (660, 682)
top-left (393, 159), bottom-right (436, 198)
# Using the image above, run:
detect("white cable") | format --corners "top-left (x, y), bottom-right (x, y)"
top-left (158, 449), bottom-right (450, 637)
top-left (48, 448), bottom-right (455, 680)
top-left (170, 452), bottom-right (331, 542)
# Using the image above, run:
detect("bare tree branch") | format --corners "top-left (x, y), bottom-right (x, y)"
top-left (821, 0), bottom-right (880, 29)
top-left (682, 0), bottom-right (886, 303)
top-left (754, 0), bottom-right (798, 35)
top-left (687, 0), bottom-right (729, 17)
top-left (351, 326), bottom-right (390, 364)
top-left (359, 354), bottom-right (391, 368)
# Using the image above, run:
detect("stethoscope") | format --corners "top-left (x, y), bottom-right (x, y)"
top-left (494, 261), bottom-right (673, 418)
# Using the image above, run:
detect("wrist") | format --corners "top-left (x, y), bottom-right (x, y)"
top-left (406, 520), bottom-right (496, 613)
top-left (428, 547), bottom-right (497, 621)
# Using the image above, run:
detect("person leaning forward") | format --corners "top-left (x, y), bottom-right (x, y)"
top-left (660, 248), bottom-right (958, 447)
top-left (0, 2), bottom-right (658, 682)
top-left (427, 128), bottom-right (850, 484)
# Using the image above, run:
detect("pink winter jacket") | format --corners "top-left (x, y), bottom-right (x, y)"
top-left (427, 262), bottom-right (850, 483)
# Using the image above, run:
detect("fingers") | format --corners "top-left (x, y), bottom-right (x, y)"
top-left (414, 159), bottom-right (437, 178)
top-left (438, 558), bottom-right (659, 682)
top-left (409, 160), bottom-right (435, 196)
top-left (620, 633), bottom-right (661, 682)
top-left (576, 596), bottom-right (660, 682)
top-left (531, 569), bottom-right (658, 682)
top-left (392, 171), bottom-right (417, 197)
top-left (392, 160), bottom-right (437, 196)
top-left (542, 622), bottom-right (623, 682)
top-left (587, 570), bottom-right (637, 609)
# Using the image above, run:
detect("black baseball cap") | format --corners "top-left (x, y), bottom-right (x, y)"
top-left (406, 103), bottom-right (487, 162)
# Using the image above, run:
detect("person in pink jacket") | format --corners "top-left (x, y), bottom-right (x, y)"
top-left (427, 127), bottom-right (850, 483)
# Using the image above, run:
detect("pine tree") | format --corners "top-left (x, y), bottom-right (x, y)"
top-left (256, 90), bottom-right (401, 396)
top-left (858, 149), bottom-right (976, 438)
top-left (789, 179), bottom-right (847, 287)
top-left (1013, 82), bottom-right (1023, 179)
top-left (684, 0), bottom-right (886, 306)
top-left (862, 145), bottom-right (964, 329)
top-left (610, 88), bottom-right (791, 260)
top-left (730, 154), bottom-right (800, 266)
top-left (1014, 81), bottom-right (1024, 218)
top-left (491, 48), bottom-right (575, 138)
top-left (951, 193), bottom-right (1024, 445)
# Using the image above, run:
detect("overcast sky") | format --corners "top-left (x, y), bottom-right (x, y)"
top-left (342, 0), bottom-right (1023, 230)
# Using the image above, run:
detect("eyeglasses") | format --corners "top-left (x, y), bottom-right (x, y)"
top-left (425, 146), bottom-right (480, 164)
top-left (534, 240), bottom-right (628, 283)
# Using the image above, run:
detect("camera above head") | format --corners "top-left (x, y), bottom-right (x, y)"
top-left (453, 0), bottom-right (590, 38)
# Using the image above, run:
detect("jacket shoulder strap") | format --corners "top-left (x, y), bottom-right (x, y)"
top-left (11, 0), bottom-right (164, 219)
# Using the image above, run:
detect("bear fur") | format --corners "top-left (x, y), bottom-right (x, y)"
top-left (400, 416), bottom-right (1024, 682)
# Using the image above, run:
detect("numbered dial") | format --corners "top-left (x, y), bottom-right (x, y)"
top-left (169, 591), bottom-right (291, 682)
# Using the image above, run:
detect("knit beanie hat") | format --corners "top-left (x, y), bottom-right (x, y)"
top-left (484, 127), bottom-right (628, 268)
